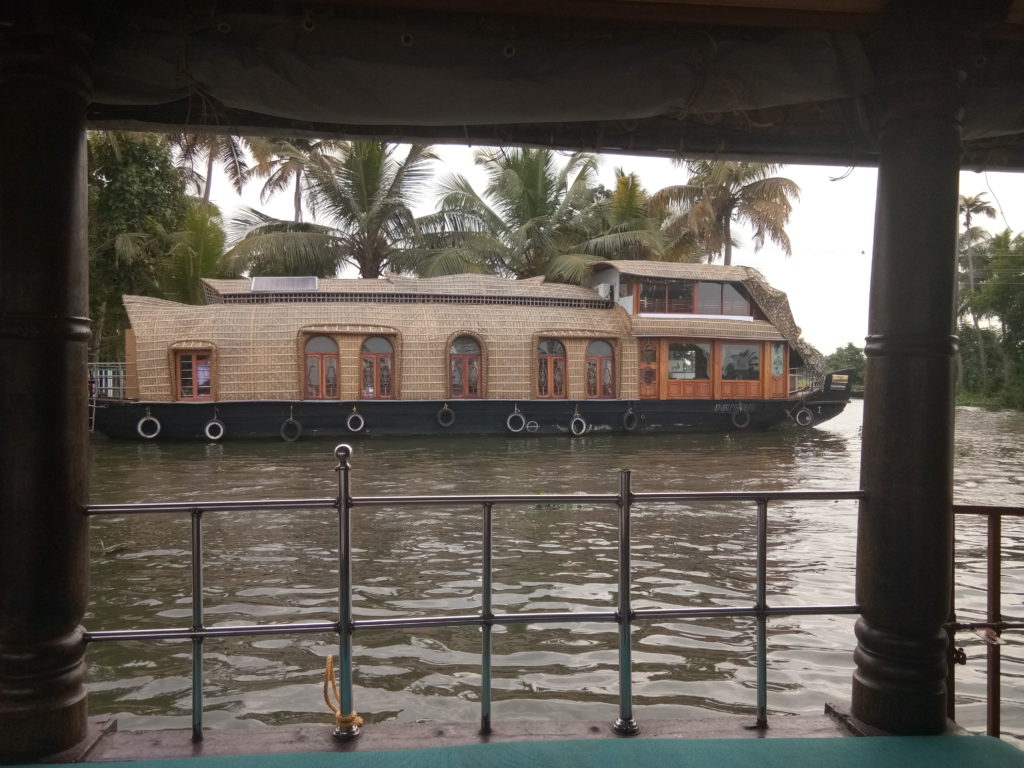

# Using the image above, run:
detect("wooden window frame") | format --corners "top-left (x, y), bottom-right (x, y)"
top-left (537, 339), bottom-right (567, 399)
top-left (360, 337), bottom-right (395, 399)
top-left (175, 350), bottom-right (214, 401)
top-left (448, 335), bottom-right (483, 399)
top-left (304, 336), bottom-right (339, 400)
top-left (585, 340), bottom-right (615, 398)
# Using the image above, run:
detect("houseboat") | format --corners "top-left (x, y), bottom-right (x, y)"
top-left (90, 261), bottom-right (851, 441)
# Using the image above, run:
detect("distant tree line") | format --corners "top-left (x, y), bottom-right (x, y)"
top-left (87, 132), bottom-right (800, 360)
top-left (824, 192), bottom-right (1024, 409)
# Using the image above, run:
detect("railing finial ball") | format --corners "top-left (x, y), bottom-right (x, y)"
top-left (334, 444), bottom-right (353, 462)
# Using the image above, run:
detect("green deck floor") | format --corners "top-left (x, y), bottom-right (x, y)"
top-left (12, 735), bottom-right (1024, 768)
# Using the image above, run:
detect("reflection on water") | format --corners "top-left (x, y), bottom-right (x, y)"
top-left (86, 401), bottom-right (1021, 744)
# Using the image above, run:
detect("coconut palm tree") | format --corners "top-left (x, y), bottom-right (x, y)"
top-left (599, 169), bottom-right (700, 263)
top-left (245, 137), bottom-right (343, 222)
top-left (959, 193), bottom-right (997, 299)
top-left (157, 202), bottom-right (235, 304)
top-left (169, 133), bottom-right (254, 204)
top-left (653, 160), bottom-right (800, 265)
top-left (228, 141), bottom-right (437, 278)
top-left (958, 193), bottom-right (998, 388)
top-left (417, 149), bottom-right (677, 283)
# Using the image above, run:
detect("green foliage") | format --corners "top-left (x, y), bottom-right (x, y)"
top-left (229, 141), bottom-right (436, 278)
top-left (651, 161), bottom-right (800, 266)
top-left (156, 200), bottom-right (234, 304)
top-left (954, 223), bottom-right (1024, 409)
top-left (825, 343), bottom-right (866, 386)
top-left (88, 132), bottom-right (190, 358)
top-left (956, 324), bottom-right (1005, 395)
top-left (417, 150), bottom-right (694, 283)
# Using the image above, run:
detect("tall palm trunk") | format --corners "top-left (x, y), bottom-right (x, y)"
top-left (966, 248), bottom-right (988, 389)
top-left (962, 208), bottom-right (988, 390)
top-left (293, 168), bottom-right (303, 223)
top-left (722, 216), bottom-right (733, 265)
top-left (203, 152), bottom-right (214, 205)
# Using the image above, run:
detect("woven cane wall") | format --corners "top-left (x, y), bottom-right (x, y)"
top-left (125, 296), bottom-right (635, 402)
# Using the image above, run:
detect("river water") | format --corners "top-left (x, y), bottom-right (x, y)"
top-left (86, 400), bottom-right (1023, 744)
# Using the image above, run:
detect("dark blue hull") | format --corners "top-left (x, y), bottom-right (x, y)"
top-left (92, 395), bottom-right (849, 441)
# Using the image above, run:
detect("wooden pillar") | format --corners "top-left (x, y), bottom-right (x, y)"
top-left (852, 4), bottom-right (964, 734)
top-left (0, 18), bottom-right (92, 760)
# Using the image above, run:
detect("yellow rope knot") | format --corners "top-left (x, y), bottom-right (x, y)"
top-left (324, 655), bottom-right (363, 729)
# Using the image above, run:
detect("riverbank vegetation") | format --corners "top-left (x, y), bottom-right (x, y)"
top-left (825, 193), bottom-right (1024, 409)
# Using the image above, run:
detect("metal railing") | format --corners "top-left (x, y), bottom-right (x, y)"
top-left (948, 504), bottom-right (1024, 738)
top-left (89, 362), bottom-right (127, 400)
top-left (84, 445), bottom-right (864, 741)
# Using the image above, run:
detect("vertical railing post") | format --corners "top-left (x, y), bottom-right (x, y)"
top-left (480, 502), bottom-right (494, 734)
top-left (754, 498), bottom-right (769, 728)
top-left (333, 444), bottom-right (361, 740)
top-left (612, 469), bottom-right (640, 735)
top-left (190, 508), bottom-right (205, 742)
top-left (987, 513), bottom-right (1002, 737)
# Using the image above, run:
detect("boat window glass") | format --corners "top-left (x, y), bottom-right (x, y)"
top-left (177, 351), bottom-right (213, 401)
top-left (639, 282), bottom-right (666, 313)
top-left (538, 339), bottom-right (565, 356)
top-left (667, 343), bottom-right (710, 380)
top-left (450, 336), bottom-right (480, 355)
top-left (586, 340), bottom-right (615, 398)
top-left (305, 336), bottom-right (338, 354)
top-left (771, 342), bottom-right (786, 377)
top-left (537, 338), bottom-right (567, 398)
top-left (667, 282), bottom-right (695, 313)
top-left (722, 284), bottom-right (750, 315)
top-left (449, 335), bottom-right (482, 398)
top-left (362, 337), bottom-right (393, 354)
top-left (696, 282), bottom-right (723, 314)
top-left (721, 344), bottom-right (761, 381)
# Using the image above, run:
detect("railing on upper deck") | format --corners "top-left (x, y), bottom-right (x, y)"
top-left (84, 445), bottom-right (863, 743)
top-left (88, 362), bottom-right (128, 433)
top-left (788, 367), bottom-right (819, 395)
top-left (89, 362), bottom-right (127, 400)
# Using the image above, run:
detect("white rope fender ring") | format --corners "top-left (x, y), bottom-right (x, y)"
top-left (794, 406), bottom-right (814, 427)
top-left (203, 418), bottom-right (226, 441)
top-left (506, 411), bottom-right (526, 433)
top-left (137, 414), bottom-right (161, 439)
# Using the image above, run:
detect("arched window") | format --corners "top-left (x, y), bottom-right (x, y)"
top-left (305, 336), bottom-right (338, 399)
top-left (537, 338), bottom-right (566, 398)
top-left (361, 337), bottom-right (394, 399)
top-left (449, 336), bottom-right (482, 398)
top-left (586, 340), bottom-right (615, 398)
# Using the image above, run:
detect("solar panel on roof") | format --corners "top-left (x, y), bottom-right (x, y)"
top-left (250, 276), bottom-right (319, 292)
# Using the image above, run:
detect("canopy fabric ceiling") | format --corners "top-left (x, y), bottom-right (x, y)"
top-left (6, 1), bottom-right (1024, 168)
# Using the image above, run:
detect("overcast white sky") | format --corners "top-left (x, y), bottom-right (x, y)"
top-left (213, 147), bottom-right (1024, 356)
